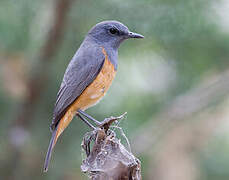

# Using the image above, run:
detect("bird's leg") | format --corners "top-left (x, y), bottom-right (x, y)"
top-left (77, 114), bottom-right (96, 129)
top-left (77, 109), bottom-right (102, 126)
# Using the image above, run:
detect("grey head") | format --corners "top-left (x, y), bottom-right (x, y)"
top-left (87, 20), bottom-right (144, 49)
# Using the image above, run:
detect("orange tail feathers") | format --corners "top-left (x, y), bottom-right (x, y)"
top-left (43, 123), bottom-right (66, 172)
top-left (44, 111), bottom-right (75, 172)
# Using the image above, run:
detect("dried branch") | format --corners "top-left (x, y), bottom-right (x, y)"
top-left (81, 113), bottom-right (141, 180)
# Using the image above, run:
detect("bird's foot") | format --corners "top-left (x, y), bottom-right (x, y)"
top-left (77, 109), bottom-right (127, 132)
top-left (98, 112), bottom-right (127, 132)
top-left (77, 109), bottom-right (102, 127)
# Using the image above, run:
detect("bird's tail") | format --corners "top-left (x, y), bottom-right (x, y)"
top-left (44, 112), bottom-right (74, 172)
top-left (43, 127), bottom-right (58, 172)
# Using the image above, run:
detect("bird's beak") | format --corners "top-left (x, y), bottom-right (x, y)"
top-left (127, 31), bottom-right (144, 39)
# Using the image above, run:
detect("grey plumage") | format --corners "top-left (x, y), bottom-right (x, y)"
top-left (51, 42), bottom-right (105, 130)
top-left (44, 20), bottom-right (143, 172)
top-left (50, 20), bottom-right (144, 131)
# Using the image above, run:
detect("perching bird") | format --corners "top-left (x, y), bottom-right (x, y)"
top-left (44, 20), bottom-right (144, 172)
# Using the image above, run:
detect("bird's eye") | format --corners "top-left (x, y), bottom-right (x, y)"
top-left (109, 28), bottom-right (118, 35)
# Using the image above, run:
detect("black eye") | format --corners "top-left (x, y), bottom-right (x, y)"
top-left (109, 28), bottom-right (118, 34)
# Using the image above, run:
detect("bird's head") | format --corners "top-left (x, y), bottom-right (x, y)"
top-left (87, 20), bottom-right (144, 49)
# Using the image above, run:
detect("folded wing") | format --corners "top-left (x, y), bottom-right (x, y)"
top-left (51, 45), bottom-right (105, 131)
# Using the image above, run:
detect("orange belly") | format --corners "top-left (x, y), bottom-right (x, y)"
top-left (54, 49), bottom-right (116, 142)
top-left (71, 56), bottom-right (116, 111)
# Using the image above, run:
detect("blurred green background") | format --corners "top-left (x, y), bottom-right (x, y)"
top-left (1, 0), bottom-right (229, 179)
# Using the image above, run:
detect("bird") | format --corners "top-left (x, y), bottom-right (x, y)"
top-left (44, 20), bottom-right (144, 172)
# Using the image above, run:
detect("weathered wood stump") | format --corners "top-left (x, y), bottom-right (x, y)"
top-left (81, 113), bottom-right (141, 180)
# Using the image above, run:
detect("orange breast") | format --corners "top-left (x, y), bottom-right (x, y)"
top-left (71, 49), bottom-right (116, 111)
top-left (55, 48), bottom-right (116, 139)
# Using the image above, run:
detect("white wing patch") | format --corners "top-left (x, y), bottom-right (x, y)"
top-left (90, 93), bottom-right (101, 99)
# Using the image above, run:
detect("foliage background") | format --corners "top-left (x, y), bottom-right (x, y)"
top-left (1, 0), bottom-right (229, 179)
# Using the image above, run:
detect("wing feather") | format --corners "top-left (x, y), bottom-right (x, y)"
top-left (50, 45), bottom-right (105, 131)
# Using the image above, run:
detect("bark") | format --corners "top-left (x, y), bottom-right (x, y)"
top-left (81, 113), bottom-right (142, 180)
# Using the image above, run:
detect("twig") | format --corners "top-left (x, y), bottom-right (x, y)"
top-left (81, 113), bottom-right (141, 180)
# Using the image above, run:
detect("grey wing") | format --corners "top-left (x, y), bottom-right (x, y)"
top-left (50, 45), bottom-right (105, 131)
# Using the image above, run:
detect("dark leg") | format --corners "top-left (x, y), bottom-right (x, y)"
top-left (77, 114), bottom-right (95, 129)
top-left (77, 109), bottom-right (101, 126)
